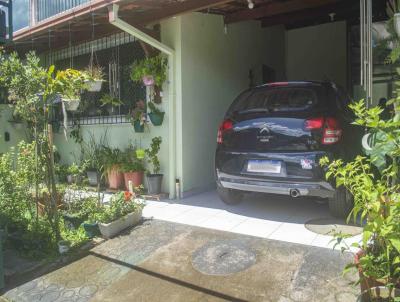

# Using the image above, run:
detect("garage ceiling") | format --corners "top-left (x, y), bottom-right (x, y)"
top-left (11, 0), bottom-right (388, 54)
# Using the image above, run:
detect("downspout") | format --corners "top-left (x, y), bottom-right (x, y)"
top-left (108, 4), bottom-right (177, 199)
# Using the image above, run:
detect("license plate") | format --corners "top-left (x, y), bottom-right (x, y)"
top-left (247, 160), bottom-right (281, 174)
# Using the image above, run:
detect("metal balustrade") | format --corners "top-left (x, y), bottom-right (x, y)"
top-left (36, 0), bottom-right (90, 22)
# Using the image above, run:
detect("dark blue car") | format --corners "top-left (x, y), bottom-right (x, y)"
top-left (215, 81), bottom-right (362, 217)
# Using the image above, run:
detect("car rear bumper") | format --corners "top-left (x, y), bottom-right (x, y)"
top-left (217, 172), bottom-right (335, 199)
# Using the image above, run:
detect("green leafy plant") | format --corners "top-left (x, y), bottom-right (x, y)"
top-left (127, 99), bottom-right (147, 125)
top-left (321, 99), bottom-right (400, 297)
top-left (121, 147), bottom-right (146, 173)
top-left (0, 52), bottom-right (91, 243)
top-left (130, 55), bottom-right (168, 87)
top-left (100, 94), bottom-right (124, 107)
top-left (145, 136), bottom-right (162, 175)
top-left (96, 191), bottom-right (145, 224)
top-left (66, 163), bottom-right (80, 176)
top-left (100, 146), bottom-right (123, 172)
top-left (54, 68), bottom-right (90, 100)
top-left (84, 65), bottom-right (104, 81)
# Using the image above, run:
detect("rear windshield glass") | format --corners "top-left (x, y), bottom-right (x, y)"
top-left (229, 85), bottom-right (327, 114)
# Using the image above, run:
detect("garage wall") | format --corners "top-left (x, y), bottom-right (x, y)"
top-left (178, 13), bottom-right (285, 195)
top-left (286, 21), bottom-right (347, 88)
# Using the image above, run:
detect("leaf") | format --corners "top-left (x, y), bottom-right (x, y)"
top-left (389, 238), bottom-right (400, 253)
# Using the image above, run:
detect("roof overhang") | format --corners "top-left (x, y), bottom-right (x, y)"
top-left (11, 0), bottom-right (389, 54)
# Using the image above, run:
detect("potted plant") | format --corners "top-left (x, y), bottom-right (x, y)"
top-left (97, 191), bottom-right (145, 238)
top-left (121, 147), bottom-right (146, 190)
top-left (84, 65), bottom-right (105, 92)
top-left (82, 138), bottom-right (104, 187)
top-left (101, 147), bottom-right (124, 190)
top-left (54, 69), bottom-right (88, 112)
top-left (100, 94), bottom-right (124, 116)
top-left (130, 55), bottom-right (168, 88)
top-left (148, 101), bottom-right (165, 126)
top-left (321, 100), bottom-right (400, 300)
top-left (58, 240), bottom-right (71, 254)
top-left (66, 163), bottom-right (81, 184)
top-left (145, 136), bottom-right (163, 195)
top-left (128, 99), bottom-right (147, 133)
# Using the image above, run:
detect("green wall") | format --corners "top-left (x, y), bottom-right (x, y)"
top-left (286, 21), bottom-right (347, 88)
top-left (0, 105), bottom-right (28, 154)
top-left (178, 13), bottom-right (285, 195)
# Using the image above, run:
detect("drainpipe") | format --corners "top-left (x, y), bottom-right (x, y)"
top-left (108, 4), bottom-right (177, 199)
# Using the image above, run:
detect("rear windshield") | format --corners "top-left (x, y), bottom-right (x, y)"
top-left (229, 85), bottom-right (328, 114)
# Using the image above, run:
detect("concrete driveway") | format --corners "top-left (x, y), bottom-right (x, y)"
top-left (143, 191), bottom-right (361, 249)
top-left (4, 220), bottom-right (359, 302)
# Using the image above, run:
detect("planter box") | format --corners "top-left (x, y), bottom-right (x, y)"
top-left (98, 209), bottom-right (142, 239)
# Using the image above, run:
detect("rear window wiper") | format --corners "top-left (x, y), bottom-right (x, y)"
top-left (237, 108), bottom-right (271, 114)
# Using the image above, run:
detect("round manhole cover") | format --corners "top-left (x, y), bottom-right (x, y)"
top-left (305, 217), bottom-right (362, 236)
top-left (191, 240), bottom-right (256, 276)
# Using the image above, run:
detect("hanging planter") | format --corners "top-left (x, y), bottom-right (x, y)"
top-left (84, 48), bottom-right (105, 92)
top-left (62, 98), bottom-right (81, 112)
top-left (148, 102), bottom-right (165, 126)
top-left (149, 112), bottom-right (165, 126)
top-left (142, 75), bottom-right (155, 86)
top-left (131, 55), bottom-right (168, 92)
top-left (85, 79), bottom-right (103, 92)
top-left (133, 120), bottom-right (145, 133)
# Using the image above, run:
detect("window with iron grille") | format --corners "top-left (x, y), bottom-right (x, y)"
top-left (53, 41), bottom-right (146, 125)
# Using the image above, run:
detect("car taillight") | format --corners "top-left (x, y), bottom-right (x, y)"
top-left (304, 117), bottom-right (342, 145)
top-left (322, 117), bottom-right (342, 145)
top-left (217, 119), bottom-right (233, 144)
top-left (304, 117), bottom-right (324, 130)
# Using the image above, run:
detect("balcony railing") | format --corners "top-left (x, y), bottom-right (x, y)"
top-left (36, 0), bottom-right (90, 22)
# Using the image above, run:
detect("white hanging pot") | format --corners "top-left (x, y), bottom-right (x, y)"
top-left (395, 13), bottom-right (400, 37)
top-left (85, 79), bottom-right (103, 92)
top-left (62, 98), bottom-right (80, 112)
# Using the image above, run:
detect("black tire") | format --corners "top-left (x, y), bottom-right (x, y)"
top-left (217, 186), bottom-right (243, 205)
top-left (329, 186), bottom-right (353, 218)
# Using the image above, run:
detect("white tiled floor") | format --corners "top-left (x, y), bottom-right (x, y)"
top-left (142, 190), bottom-right (361, 250)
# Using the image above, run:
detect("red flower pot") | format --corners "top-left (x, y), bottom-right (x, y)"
top-left (107, 166), bottom-right (124, 189)
top-left (123, 171), bottom-right (144, 190)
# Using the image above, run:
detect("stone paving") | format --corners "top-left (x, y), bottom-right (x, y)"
top-left (3, 220), bottom-right (359, 302)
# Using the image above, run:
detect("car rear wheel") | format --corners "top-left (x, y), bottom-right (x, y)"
top-left (328, 186), bottom-right (353, 218)
top-left (217, 186), bottom-right (243, 205)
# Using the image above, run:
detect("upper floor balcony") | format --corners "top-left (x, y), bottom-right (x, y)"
top-left (36, 0), bottom-right (90, 22)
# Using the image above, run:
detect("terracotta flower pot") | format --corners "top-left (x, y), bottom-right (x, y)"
top-left (123, 171), bottom-right (144, 190)
top-left (107, 166), bottom-right (124, 189)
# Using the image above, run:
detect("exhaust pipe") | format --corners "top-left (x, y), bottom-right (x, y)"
top-left (290, 189), bottom-right (300, 198)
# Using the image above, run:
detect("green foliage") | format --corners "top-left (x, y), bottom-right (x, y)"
top-left (0, 141), bottom-right (59, 257)
top-left (99, 94), bottom-right (124, 107)
top-left (127, 99), bottom-right (147, 124)
top-left (0, 52), bottom-right (47, 126)
top-left (84, 65), bottom-right (104, 81)
top-left (121, 147), bottom-right (146, 173)
top-left (145, 136), bottom-right (162, 175)
top-left (54, 68), bottom-right (90, 100)
top-left (96, 191), bottom-right (145, 224)
top-left (81, 132), bottom-right (108, 173)
top-left (321, 99), bottom-right (400, 290)
top-left (100, 147), bottom-right (124, 172)
top-left (130, 55), bottom-right (168, 87)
